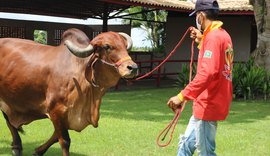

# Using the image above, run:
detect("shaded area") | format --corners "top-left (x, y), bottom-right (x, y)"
top-left (1, 85), bottom-right (270, 155)
top-left (102, 87), bottom-right (270, 124)
top-left (226, 100), bottom-right (270, 124)
top-left (0, 86), bottom-right (269, 156)
top-left (0, 139), bottom-right (87, 156)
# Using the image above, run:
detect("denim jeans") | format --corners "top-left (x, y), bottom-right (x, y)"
top-left (177, 115), bottom-right (217, 156)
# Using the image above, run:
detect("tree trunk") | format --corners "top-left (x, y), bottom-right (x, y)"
top-left (251, 0), bottom-right (270, 70)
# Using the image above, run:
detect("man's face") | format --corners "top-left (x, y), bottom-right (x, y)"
top-left (195, 11), bottom-right (205, 30)
top-left (196, 11), bottom-right (201, 18)
top-left (196, 11), bottom-right (203, 22)
top-left (195, 11), bottom-right (202, 31)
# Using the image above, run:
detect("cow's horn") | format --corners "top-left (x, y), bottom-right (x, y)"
top-left (118, 32), bottom-right (133, 51)
top-left (64, 40), bottom-right (94, 58)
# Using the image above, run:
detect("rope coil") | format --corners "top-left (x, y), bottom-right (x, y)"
top-left (156, 40), bottom-right (195, 147)
top-left (130, 27), bottom-right (195, 147)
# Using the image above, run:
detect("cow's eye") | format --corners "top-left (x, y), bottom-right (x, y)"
top-left (103, 44), bottom-right (111, 51)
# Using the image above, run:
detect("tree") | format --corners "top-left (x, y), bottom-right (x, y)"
top-left (122, 7), bottom-right (167, 52)
top-left (250, 0), bottom-right (270, 70)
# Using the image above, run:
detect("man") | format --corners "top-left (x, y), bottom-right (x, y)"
top-left (167, 0), bottom-right (234, 155)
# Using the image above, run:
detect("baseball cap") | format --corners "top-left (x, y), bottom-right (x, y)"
top-left (189, 0), bottom-right (219, 16)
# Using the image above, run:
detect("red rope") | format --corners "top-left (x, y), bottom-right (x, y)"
top-left (135, 27), bottom-right (194, 81)
top-left (129, 27), bottom-right (195, 147)
top-left (156, 31), bottom-right (195, 148)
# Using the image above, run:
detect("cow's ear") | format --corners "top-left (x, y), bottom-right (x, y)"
top-left (64, 40), bottom-right (94, 58)
top-left (85, 55), bottom-right (99, 86)
top-left (118, 33), bottom-right (133, 51)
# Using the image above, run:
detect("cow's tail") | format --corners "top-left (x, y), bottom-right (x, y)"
top-left (2, 111), bottom-right (25, 134)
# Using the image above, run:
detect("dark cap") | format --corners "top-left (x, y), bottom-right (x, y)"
top-left (189, 0), bottom-right (219, 16)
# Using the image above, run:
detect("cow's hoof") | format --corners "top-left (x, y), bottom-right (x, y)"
top-left (12, 149), bottom-right (22, 156)
top-left (32, 152), bottom-right (42, 156)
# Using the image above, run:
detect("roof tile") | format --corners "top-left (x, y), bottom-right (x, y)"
top-left (119, 0), bottom-right (253, 11)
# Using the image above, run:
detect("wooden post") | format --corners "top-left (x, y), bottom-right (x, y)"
top-left (157, 61), bottom-right (161, 87)
top-left (102, 4), bottom-right (108, 32)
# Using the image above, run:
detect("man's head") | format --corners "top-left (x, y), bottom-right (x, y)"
top-left (190, 0), bottom-right (220, 31)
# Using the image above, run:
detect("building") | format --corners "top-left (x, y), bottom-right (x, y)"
top-left (107, 0), bottom-right (255, 79)
top-left (0, 0), bottom-right (256, 83)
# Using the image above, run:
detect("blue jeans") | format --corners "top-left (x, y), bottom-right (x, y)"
top-left (177, 115), bottom-right (217, 156)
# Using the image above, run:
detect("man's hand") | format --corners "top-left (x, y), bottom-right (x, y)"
top-left (167, 95), bottom-right (183, 113)
top-left (190, 27), bottom-right (202, 44)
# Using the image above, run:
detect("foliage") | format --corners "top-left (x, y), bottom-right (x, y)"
top-left (233, 59), bottom-right (270, 100)
top-left (131, 45), bottom-right (165, 53)
top-left (122, 6), bottom-right (167, 52)
top-left (34, 30), bottom-right (47, 45)
top-left (175, 63), bottom-right (197, 88)
top-left (0, 88), bottom-right (270, 155)
top-left (232, 63), bottom-right (245, 98)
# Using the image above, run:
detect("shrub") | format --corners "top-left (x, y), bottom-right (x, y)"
top-left (233, 59), bottom-right (270, 100)
top-left (232, 63), bottom-right (245, 98)
top-left (175, 63), bottom-right (196, 88)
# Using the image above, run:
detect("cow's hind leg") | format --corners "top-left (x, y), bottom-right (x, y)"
top-left (2, 112), bottom-right (23, 156)
top-left (32, 131), bottom-right (58, 156)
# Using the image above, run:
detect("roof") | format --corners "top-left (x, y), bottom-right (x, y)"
top-left (106, 0), bottom-right (194, 10)
top-left (0, 0), bottom-right (253, 20)
top-left (212, 0), bottom-right (253, 11)
top-left (105, 0), bottom-right (254, 13)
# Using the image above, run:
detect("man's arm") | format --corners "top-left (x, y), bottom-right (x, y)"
top-left (181, 37), bottom-right (221, 100)
top-left (167, 33), bottom-right (220, 111)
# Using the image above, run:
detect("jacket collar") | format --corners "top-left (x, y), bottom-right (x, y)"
top-left (198, 21), bottom-right (223, 49)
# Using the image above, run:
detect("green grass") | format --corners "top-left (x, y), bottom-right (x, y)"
top-left (0, 87), bottom-right (270, 156)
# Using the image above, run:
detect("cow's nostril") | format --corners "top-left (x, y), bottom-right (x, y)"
top-left (127, 64), bottom-right (138, 71)
top-left (127, 65), bottom-right (133, 71)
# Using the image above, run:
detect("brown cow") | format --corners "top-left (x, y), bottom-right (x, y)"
top-left (0, 28), bottom-right (138, 156)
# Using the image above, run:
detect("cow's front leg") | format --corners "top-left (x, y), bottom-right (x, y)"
top-left (57, 128), bottom-right (70, 156)
top-left (2, 112), bottom-right (23, 156)
top-left (49, 104), bottom-right (71, 156)
top-left (32, 131), bottom-right (58, 156)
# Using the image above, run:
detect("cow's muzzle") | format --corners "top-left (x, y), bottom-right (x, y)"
top-left (124, 63), bottom-right (139, 79)
top-left (99, 56), bottom-right (138, 79)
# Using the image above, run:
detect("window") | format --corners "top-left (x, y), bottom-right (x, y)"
top-left (54, 29), bottom-right (65, 45)
top-left (0, 26), bottom-right (25, 38)
top-left (34, 30), bottom-right (47, 45)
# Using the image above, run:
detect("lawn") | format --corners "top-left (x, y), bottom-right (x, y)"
top-left (0, 87), bottom-right (269, 156)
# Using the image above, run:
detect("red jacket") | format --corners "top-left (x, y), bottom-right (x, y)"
top-left (181, 21), bottom-right (233, 121)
